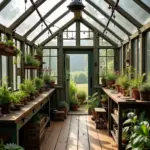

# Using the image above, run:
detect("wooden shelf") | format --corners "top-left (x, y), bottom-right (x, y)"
top-left (111, 130), bottom-right (118, 144)
top-left (111, 113), bottom-right (118, 124)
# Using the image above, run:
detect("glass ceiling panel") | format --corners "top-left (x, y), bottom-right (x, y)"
top-left (0, 0), bottom-right (32, 27)
top-left (142, 0), bottom-right (150, 7)
top-left (84, 0), bottom-right (136, 33)
top-left (38, 0), bottom-right (61, 16)
top-left (119, 0), bottom-right (150, 24)
top-left (82, 12), bottom-right (120, 44)
top-left (0, 0), bottom-right (4, 3)
top-left (16, 11), bottom-right (40, 35)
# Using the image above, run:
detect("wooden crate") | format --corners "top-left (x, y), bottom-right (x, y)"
top-left (52, 110), bottom-right (65, 121)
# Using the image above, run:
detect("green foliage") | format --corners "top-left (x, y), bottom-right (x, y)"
top-left (58, 101), bottom-right (69, 109)
top-left (42, 74), bottom-right (50, 84)
top-left (73, 72), bottom-right (88, 84)
top-left (25, 53), bottom-right (40, 67)
top-left (86, 92), bottom-right (99, 109)
top-left (106, 72), bottom-right (117, 81)
top-left (101, 94), bottom-right (108, 103)
top-left (5, 40), bottom-right (14, 47)
top-left (139, 82), bottom-right (150, 92)
top-left (69, 80), bottom-right (77, 102)
top-left (34, 77), bottom-right (44, 90)
top-left (77, 91), bottom-right (87, 100)
top-left (119, 75), bottom-right (130, 89)
top-left (36, 46), bottom-right (43, 56)
top-left (50, 76), bottom-right (56, 83)
top-left (70, 99), bottom-right (79, 105)
top-left (20, 80), bottom-right (36, 95)
top-left (31, 113), bottom-right (43, 123)
top-left (0, 79), bottom-right (11, 105)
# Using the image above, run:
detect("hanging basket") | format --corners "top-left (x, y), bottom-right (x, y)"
top-left (34, 55), bottom-right (42, 61)
top-left (0, 44), bottom-right (16, 56)
top-left (24, 65), bottom-right (39, 70)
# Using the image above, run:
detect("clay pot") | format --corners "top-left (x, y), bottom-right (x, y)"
top-left (101, 78), bottom-right (107, 87)
top-left (132, 88), bottom-right (140, 100)
top-left (1, 103), bottom-right (10, 114)
top-left (107, 80), bottom-right (115, 89)
top-left (71, 105), bottom-right (78, 111)
top-left (50, 81), bottom-right (55, 88)
top-left (140, 91), bottom-right (150, 101)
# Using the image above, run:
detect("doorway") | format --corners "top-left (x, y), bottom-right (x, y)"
top-left (64, 49), bottom-right (93, 114)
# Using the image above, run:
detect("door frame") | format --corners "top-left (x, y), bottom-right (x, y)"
top-left (64, 48), bottom-right (93, 96)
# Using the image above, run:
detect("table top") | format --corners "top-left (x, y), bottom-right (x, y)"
top-left (0, 89), bottom-right (55, 123)
top-left (102, 88), bottom-right (150, 105)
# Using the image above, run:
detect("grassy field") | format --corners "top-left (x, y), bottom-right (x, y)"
top-left (76, 84), bottom-right (88, 96)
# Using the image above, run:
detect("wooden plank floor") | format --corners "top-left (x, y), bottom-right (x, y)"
top-left (41, 115), bottom-right (117, 150)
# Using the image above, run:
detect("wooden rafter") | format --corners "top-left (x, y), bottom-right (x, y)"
top-left (0, 0), bottom-right (11, 11)
top-left (83, 10), bottom-right (123, 42)
top-left (32, 10), bottom-right (69, 42)
top-left (133, 0), bottom-right (150, 14)
top-left (85, 0), bottom-right (131, 36)
top-left (9, 0), bottom-right (46, 30)
top-left (24, 0), bottom-right (66, 37)
top-left (104, 0), bottom-right (142, 28)
top-left (40, 18), bottom-right (76, 46)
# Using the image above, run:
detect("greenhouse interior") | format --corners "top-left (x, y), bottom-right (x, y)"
top-left (0, 0), bottom-right (150, 150)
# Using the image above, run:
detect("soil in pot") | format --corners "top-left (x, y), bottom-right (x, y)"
top-left (132, 88), bottom-right (140, 100)
top-left (101, 78), bottom-right (107, 87)
top-left (71, 105), bottom-right (78, 111)
top-left (1, 103), bottom-right (10, 114)
top-left (107, 80), bottom-right (115, 89)
top-left (140, 91), bottom-right (150, 101)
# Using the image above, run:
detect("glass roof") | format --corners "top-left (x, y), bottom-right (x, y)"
top-left (0, 0), bottom-right (150, 46)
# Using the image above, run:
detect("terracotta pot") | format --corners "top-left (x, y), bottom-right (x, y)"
top-left (101, 78), bottom-right (107, 87)
top-left (115, 85), bottom-right (121, 93)
top-left (71, 105), bottom-right (78, 111)
top-left (140, 91), bottom-right (150, 101)
top-left (122, 139), bottom-right (128, 145)
top-left (1, 103), bottom-right (10, 114)
top-left (107, 80), bottom-right (115, 89)
top-left (50, 82), bottom-right (55, 88)
top-left (132, 88), bottom-right (140, 100)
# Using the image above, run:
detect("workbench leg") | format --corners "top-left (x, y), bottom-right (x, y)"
top-left (47, 97), bottom-right (51, 126)
top-left (11, 127), bottom-right (19, 145)
top-left (118, 105), bottom-right (122, 150)
top-left (108, 97), bottom-right (112, 135)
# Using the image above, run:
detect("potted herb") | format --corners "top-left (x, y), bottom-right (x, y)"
top-left (76, 90), bottom-right (87, 104)
top-left (106, 72), bottom-right (117, 89)
top-left (42, 74), bottom-right (50, 90)
top-left (58, 101), bottom-right (69, 118)
top-left (101, 94), bottom-right (108, 108)
top-left (0, 81), bottom-right (11, 114)
top-left (49, 76), bottom-right (56, 88)
top-left (34, 77), bottom-right (44, 93)
top-left (139, 82), bottom-right (150, 101)
top-left (70, 99), bottom-right (79, 111)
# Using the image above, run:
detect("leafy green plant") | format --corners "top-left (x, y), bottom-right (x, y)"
top-left (119, 75), bottom-right (130, 89)
top-left (101, 94), bottom-right (108, 103)
top-left (36, 46), bottom-right (43, 56)
top-left (50, 76), bottom-right (56, 83)
top-left (70, 99), bottom-right (79, 106)
top-left (5, 40), bottom-right (14, 47)
top-left (58, 101), bottom-right (69, 109)
top-left (34, 77), bottom-right (44, 90)
top-left (106, 72), bottom-right (117, 81)
top-left (77, 91), bottom-right (87, 100)
top-left (139, 82), bottom-right (150, 92)
top-left (69, 80), bottom-right (77, 102)
top-left (4, 143), bottom-right (24, 150)
top-left (42, 74), bottom-right (50, 85)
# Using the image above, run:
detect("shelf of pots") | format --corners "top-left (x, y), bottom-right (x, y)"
top-left (106, 72), bottom-right (118, 89)
top-left (24, 53), bottom-right (40, 70)
top-left (58, 101), bottom-right (69, 118)
top-left (86, 92), bottom-right (99, 120)
top-left (0, 38), bottom-right (21, 57)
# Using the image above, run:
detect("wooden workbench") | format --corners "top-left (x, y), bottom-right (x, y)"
top-left (0, 89), bottom-right (55, 144)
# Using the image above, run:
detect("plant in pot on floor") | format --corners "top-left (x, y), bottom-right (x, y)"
top-left (139, 82), bottom-right (150, 101)
top-left (70, 99), bottom-right (79, 111)
top-left (0, 81), bottom-right (11, 114)
top-left (86, 92), bottom-right (99, 120)
top-left (58, 101), bottom-right (69, 118)
top-left (106, 72), bottom-right (117, 89)
top-left (100, 94), bottom-right (108, 108)
top-left (76, 90), bottom-right (87, 105)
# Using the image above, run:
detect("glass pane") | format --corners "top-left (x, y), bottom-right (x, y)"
top-left (50, 49), bottom-right (57, 56)
top-left (107, 57), bottom-right (114, 72)
top-left (80, 40), bottom-right (93, 46)
top-left (142, 0), bottom-right (150, 7)
top-left (2, 56), bottom-right (7, 79)
top-left (99, 49), bottom-right (106, 56)
top-left (99, 57), bottom-right (106, 70)
top-left (45, 36), bottom-right (58, 46)
top-left (119, 0), bottom-right (150, 24)
top-left (146, 32), bottom-right (150, 80)
top-left (0, 0), bottom-right (32, 27)
top-left (43, 57), bottom-right (50, 69)
top-left (43, 49), bottom-right (49, 56)
top-left (133, 39), bottom-right (137, 69)
top-left (107, 49), bottom-right (114, 56)
top-left (63, 40), bottom-right (76, 46)
top-left (50, 57), bottom-right (58, 76)
top-left (16, 11), bottom-right (40, 35)
top-left (99, 37), bottom-right (112, 46)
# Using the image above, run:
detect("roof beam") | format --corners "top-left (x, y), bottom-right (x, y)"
top-left (85, 0), bottom-right (131, 36)
top-left (0, 0), bottom-right (11, 11)
top-left (104, 0), bottom-right (142, 28)
top-left (32, 10), bottom-right (69, 42)
top-left (40, 18), bottom-right (76, 46)
top-left (83, 10), bottom-right (123, 42)
top-left (9, 0), bottom-right (46, 30)
top-left (133, 0), bottom-right (150, 14)
top-left (81, 18), bottom-right (118, 47)
top-left (24, 0), bottom-right (66, 37)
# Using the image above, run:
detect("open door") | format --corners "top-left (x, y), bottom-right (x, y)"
top-left (65, 55), bottom-right (70, 103)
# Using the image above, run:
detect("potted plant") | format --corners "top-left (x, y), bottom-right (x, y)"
top-left (100, 67), bottom-right (107, 87)
top-left (0, 81), bottom-right (11, 114)
top-left (139, 82), bottom-right (150, 101)
top-left (106, 72), bottom-right (117, 89)
top-left (101, 94), bottom-right (108, 108)
top-left (24, 53), bottom-right (40, 69)
top-left (34, 77), bottom-right (44, 93)
top-left (122, 131), bottom-right (129, 146)
top-left (42, 74), bottom-right (51, 90)
top-left (34, 46), bottom-right (43, 61)
top-left (58, 101), bottom-right (69, 118)
top-left (49, 76), bottom-right (56, 88)
top-left (70, 99), bottom-right (79, 111)
top-left (76, 90), bottom-right (87, 105)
